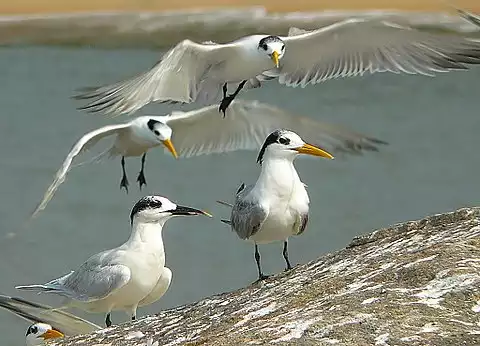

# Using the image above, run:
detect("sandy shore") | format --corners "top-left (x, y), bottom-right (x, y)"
top-left (1, 0), bottom-right (479, 15)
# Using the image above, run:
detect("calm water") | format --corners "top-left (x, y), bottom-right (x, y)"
top-left (1, 46), bottom-right (480, 345)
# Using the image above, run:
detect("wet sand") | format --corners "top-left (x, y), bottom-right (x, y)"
top-left (1, 0), bottom-right (479, 15)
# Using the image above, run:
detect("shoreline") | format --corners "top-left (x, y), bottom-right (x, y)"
top-left (1, 1), bottom-right (479, 16)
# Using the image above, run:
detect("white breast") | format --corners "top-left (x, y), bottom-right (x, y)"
top-left (249, 162), bottom-right (310, 244)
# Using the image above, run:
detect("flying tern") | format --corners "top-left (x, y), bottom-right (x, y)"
top-left (74, 17), bottom-right (480, 116)
top-left (31, 99), bottom-right (385, 219)
top-left (220, 129), bottom-right (334, 281)
top-left (17, 195), bottom-right (211, 327)
top-left (0, 294), bottom-right (101, 336)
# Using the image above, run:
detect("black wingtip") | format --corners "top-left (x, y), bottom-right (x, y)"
top-left (220, 219), bottom-right (231, 225)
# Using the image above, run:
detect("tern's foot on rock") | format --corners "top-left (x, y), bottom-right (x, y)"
top-left (136, 171), bottom-right (147, 190)
top-left (253, 274), bottom-right (271, 284)
top-left (120, 176), bottom-right (129, 193)
top-left (218, 96), bottom-right (235, 117)
top-left (105, 313), bottom-right (112, 327)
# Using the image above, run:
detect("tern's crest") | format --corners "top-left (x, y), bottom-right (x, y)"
top-left (256, 129), bottom-right (290, 165)
top-left (258, 35), bottom-right (283, 50)
top-left (130, 196), bottom-right (164, 223)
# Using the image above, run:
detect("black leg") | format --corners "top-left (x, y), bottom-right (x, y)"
top-left (283, 240), bottom-right (292, 271)
top-left (218, 80), bottom-right (247, 117)
top-left (131, 315), bottom-right (136, 321)
top-left (254, 244), bottom-right (270, 282)
top-left (136, 153), bottom-right (147, 190)
top-left (105, 313), bottom-right (112, 327)
top-left (120, 156), bottom-right (129, 193)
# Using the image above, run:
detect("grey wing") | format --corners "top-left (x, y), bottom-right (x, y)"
top-left (74, 40), bottom-right (231, 116)
top-left (30, 123), bottom-right (130, 219)
top-left (42, 251), bottom-right (131, 302)
top-left (295, 213), bottom-right (309, 236)
top-left (455, 7), bottom-right (480, 27)
top-left (0, 295), bottom-right (101, 335)
top-left (278, 18), bottom-right (480, 88)
top-left (167, 99), bottom-right (385, 159)
top-left (230, 186), bottom-right (268, 240)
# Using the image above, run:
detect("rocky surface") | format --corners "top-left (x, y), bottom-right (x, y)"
top-left (49, 207), bottom-right (480, 346)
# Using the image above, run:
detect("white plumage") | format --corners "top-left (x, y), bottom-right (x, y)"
top-left (17, 196), bottom-right (211, 328)
top-left (74, 18), bottom-right (480, 116)
top-left (221, 129), bottom-right (334, 281)
top-left (31, 99), bottom-right (385, 219)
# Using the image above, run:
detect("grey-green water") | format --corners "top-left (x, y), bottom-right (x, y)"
top-left (1, 46), bottom-right (479, 345)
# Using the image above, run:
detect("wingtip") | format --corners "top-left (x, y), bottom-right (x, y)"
top-left (216, 200), bottom-right (233, 208)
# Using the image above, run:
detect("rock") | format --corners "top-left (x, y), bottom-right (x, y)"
top-left (49, 207), bottom-right (480, 346)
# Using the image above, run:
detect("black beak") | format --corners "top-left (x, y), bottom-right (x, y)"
top-left (171, 206), bottom-right (212, 217)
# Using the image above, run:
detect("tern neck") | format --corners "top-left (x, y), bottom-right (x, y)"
top-left (255, 157), bottom-right (300, 194)
top-left (127, 218), bottom-right (167, 248)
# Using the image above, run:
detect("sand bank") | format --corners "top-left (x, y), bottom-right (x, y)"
top-left (1, 0), bottom-right (479, 15)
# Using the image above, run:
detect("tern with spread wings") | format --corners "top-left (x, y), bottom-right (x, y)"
top-left (31, 99), bottom-right (385, 219)
top-left (75, 18), bottom-right (480, 116)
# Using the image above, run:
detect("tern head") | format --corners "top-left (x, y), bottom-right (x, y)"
top-left (147, 119), bottom-right (178, 159)
top-left (26, 323), bottom-right (64, 346)
top-left (256, 129), bottom-right (334, 164)
top-left (130, 195), bottom-right (212, 225)
top-left (258, 36), bottom-right (285, 68)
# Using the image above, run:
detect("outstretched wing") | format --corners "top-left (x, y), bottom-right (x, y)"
top-left (166, 99), bottom-right (386, 158)
top-left (74, 40), bottom-right (232, 116)
top-left (278, 18), bottom-right (480, 87)
top-left (30, 123), bottom-right (130, 219)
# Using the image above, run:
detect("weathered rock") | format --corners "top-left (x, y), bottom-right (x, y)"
top-left (49, 207), bottom-right (480, 346)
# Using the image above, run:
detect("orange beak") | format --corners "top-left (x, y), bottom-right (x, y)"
top-left (271, 51), bottom-right (280, 68)
top-left (294, 143), bottom-right (334, 159)
top-left (41, 329), bottom-right (64, 340)
top-left (162, 139), bottom-right (178, 159)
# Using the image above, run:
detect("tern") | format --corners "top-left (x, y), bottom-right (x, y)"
top-left (17, 195), bottom-right (211, 327)
top-left (0, 294), bottom-right (101, 336)
top-left (25, 323), bottom-right (64, 346)
top-left (31, 99), bottom-right (385, 219)
top-left (74, 17), bottom-right (480, 117)
top-left (220, 129), bottom-right (334, 281)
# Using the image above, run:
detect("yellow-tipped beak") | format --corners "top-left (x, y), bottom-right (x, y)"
top-left (162, 139), bottom-right (178, 159)
top-left (294, 143), bottom-right (334, 159)
top-left (201, 210), bottom-right (213, 218)
top-left (41, 329), bottom-right (64, 340)
top-left (271, 51), bottom-right (279, 68)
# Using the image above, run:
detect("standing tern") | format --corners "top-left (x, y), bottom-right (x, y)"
top-left (220, 129), bottom-right (334, 281)
top-left (0, 294), bottom-right (101, 336)
top-left (31, 99), bottom-right (385, 219)
top-left (25, 323), bottom-right (64, 346)
top-left (17, 195), bottom-right (211, 327)
top-left (74, 17), bottom-right (480, 117)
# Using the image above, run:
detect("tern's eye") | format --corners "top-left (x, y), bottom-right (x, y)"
top-left (281, 44), bottom-right (285, 51)
top-left (154, 130), bottom-right (160, 135)
top-left (278, 137), bottom-right (289, 145)
top-left (261, 44), bottom-right (267, 50)
top-left (31, 326), bottom-right (38, 334)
